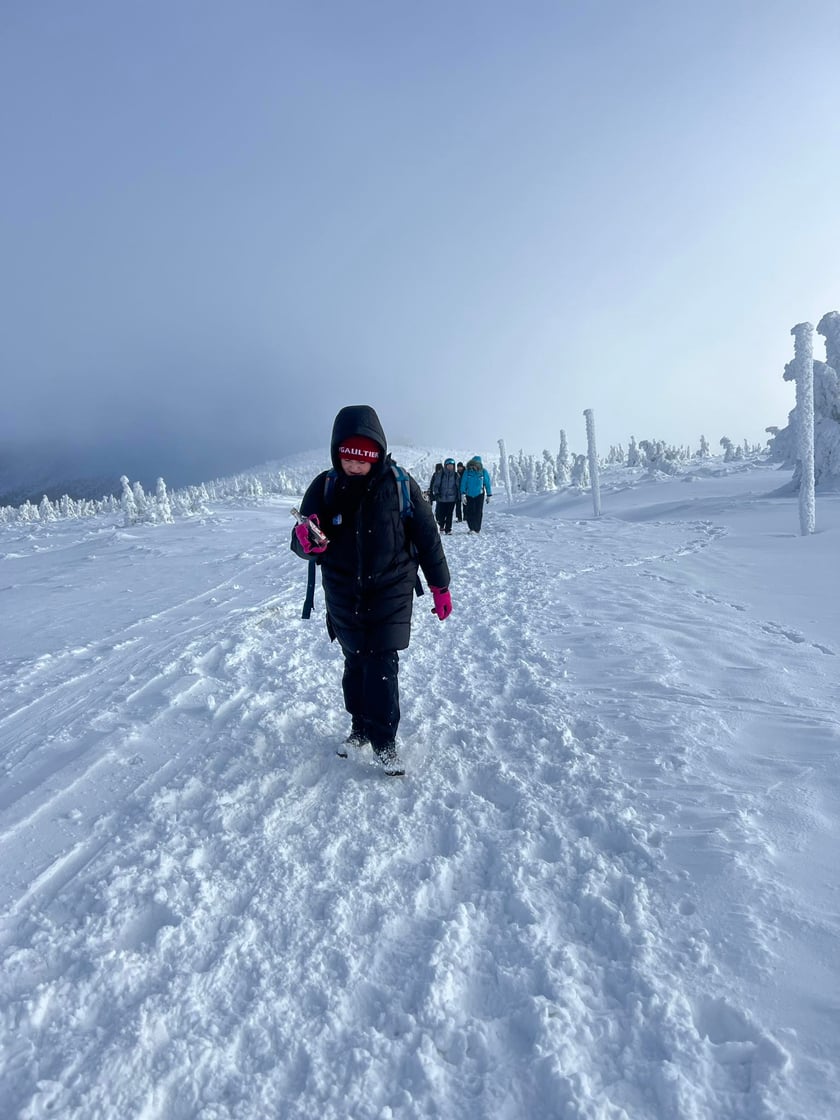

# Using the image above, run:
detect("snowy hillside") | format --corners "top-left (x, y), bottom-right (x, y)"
top-left (1, 452), bottom-right (838, 1119)
top-left (0, 444), bottom-right (122, 509)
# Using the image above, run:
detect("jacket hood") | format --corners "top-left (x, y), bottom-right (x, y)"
top-left (330, 405), bottom-right (388, 472)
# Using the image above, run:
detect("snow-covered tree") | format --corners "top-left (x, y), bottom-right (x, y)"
top-left (769, 310), bottom-right (840, 487)
top-left (132, 481), bottom-right (155, 523)
top-left (541, 450), bottom-right (557, 490)
top-left (173, 483), bottom-right (211, 516)
top-left (639, 440), bottom-right (679, 474)
top-left (570, 454), bottom-right (589, 487)
top-left (504, 456), bottom-right (520, 493)
top-left (58, 495), bottom-right (80, 518)
top-left (120, 476), bottom-right (138, 526)
top-left (156, 478), bottom-right (174, 523)
top-left (555, 431), bottom-right (570, 485)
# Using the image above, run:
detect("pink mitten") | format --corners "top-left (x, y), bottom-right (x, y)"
top-left (430, 586), bottom-right (452, 621)
top-left (295, 514), bottom-right (328, 555)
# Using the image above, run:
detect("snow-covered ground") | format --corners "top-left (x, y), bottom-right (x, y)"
top-left (1, 452), bottom-right (838, 1120)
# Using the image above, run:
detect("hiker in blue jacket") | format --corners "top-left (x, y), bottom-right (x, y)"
top-left (291, 405), bottom-right (451, 775)
top-left (460, 455), bottom-right (492, 533)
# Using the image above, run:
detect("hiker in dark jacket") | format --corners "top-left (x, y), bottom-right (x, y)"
top-left (291, 405), bottom-right (451, 775)
top-left (455, 461), bottom-right (465, 522)
top-left (428, 463), bottom-right (444, 506)
top-left (454, 459), bottom-right (468, 519)
top-left (432, 458), bottom-right (460, 534)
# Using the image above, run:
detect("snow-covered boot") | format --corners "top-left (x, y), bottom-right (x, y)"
top-left (375, 743), bottom-right (405, 777)
top-left (336, 728), bottom-right (369, 758)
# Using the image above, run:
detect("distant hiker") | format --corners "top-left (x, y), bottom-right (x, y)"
top-left (433, 458), bottom-right (460, 535)
top-left (291, 405), bottom-right (451, 776)
top-left (455, 461), bottom-right (465, 522)
top-left (428, 462), bottom-right (444, 507)
top-left (461, 454), bottom-right (492, 533)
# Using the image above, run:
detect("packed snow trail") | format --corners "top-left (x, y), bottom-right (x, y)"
top-left (0, 479), bottom-right (837, 1118)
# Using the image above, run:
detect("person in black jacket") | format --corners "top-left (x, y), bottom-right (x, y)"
top-left (428, 462), bottom-right (444, 505)
top-left (433, 458), bottom-right (460, 534)
top-left (455, 461), bottom-right (465, 522)
top-left (291, 405), bottom-right (452, 775)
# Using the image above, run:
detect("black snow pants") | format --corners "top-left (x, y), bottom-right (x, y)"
top-left (436, 500), bottom-right (456, 533)
top-left (464, 494), bottom-right (485, 533)
top-left (341, 648), bottom-right (400, 750)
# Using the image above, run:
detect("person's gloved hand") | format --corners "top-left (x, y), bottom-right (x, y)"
top-left (430, 586), bottom-right (452, 620)
top-left (295, 514), bottom-right (328, 555)
top-left (485, 494), bottom-right (491, 504)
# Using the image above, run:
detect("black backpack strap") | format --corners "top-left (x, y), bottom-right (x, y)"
top-left (324, 467), bottom-right (338, 501)
top-left (302, 556), bottom-right (317, 619)
top-left (300, 469), bottom-right (337, 619)
top-left (391, 465), bottom-right (424, 598)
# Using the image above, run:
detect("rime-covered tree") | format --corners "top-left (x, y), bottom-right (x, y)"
top-left (555, 431), bottom-right (570, 485)
top-left (541, 450), bottom-right (557, 489)
top-left (570, 454), bottom-right (589, 487)
top-left (504, 456), bottom-right (521, 492)
top-left (177, 483), bottom-right (211, 515)
top-left (639, 440), bottom-right (678, 474)
top-left (768, 310), bottom-right (840, 487)
top-left (156, 478), bottom-right (174, 523)
top-left (120, 476), bottom-right (138, 526)
top-left (132, 481), bottom-right (154, 522)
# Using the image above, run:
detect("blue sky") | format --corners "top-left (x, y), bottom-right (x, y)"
top-left (3, 0), bottom-right (840, 484)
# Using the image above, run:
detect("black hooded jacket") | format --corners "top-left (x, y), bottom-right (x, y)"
top-left (291, 405), bottom-right (450, 652)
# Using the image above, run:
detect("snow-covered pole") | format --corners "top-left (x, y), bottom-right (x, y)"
top-left (497, 438), bottom-right (513, 503)
top-left (583, 409), bottom-right (601, 518)
top-left (791, 322), bottom-right (816, 536)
